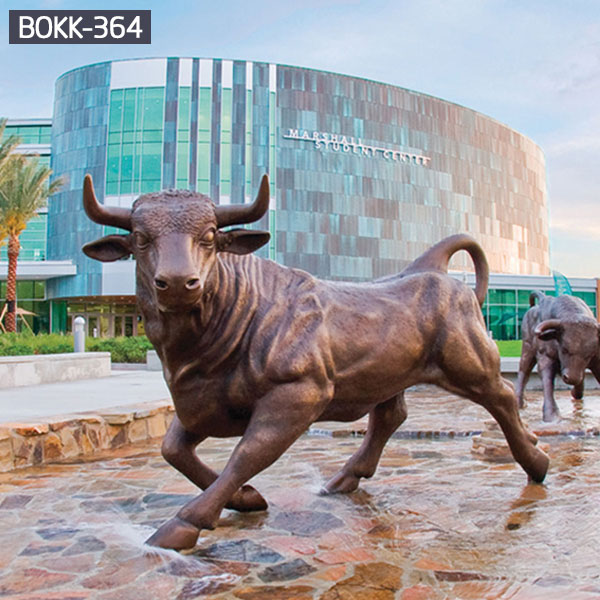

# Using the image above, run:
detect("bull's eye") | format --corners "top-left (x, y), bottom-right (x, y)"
top-left (200, 229), bottom-right (216, 245)
top-left (134, 232), bottom-right (150, 249)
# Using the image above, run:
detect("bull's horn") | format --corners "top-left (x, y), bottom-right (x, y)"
top-left (215, 174), bottom-right (269, 228)
top-left (535, 319), bottom-right (562, 336)
top-left (83, 174), bottom-right (132, 231)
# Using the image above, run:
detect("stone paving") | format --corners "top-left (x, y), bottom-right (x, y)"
top-left (0, 388), bottom-right (599, 598)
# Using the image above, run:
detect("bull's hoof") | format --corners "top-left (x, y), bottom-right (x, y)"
top-left (145, 516), bottom-right (200, 551)
top-left (526, 448), bottom-right (550, 484)
top-left (542, 409), bottom-right (560, 423)
top-left (322, 471), bottom-right (361, 495)
top-left (226, 484), bottom-right (268, 512)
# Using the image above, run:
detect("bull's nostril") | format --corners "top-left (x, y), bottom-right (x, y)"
top-left (154, 278), bottom-right (169, 290)
top-left (185, 278), bottom-right (201, 290)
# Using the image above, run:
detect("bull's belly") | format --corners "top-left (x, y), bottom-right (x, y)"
top-left (316, 379), bottom-right (413, 423)
top-left (332, 359), bottom-right (424, 400)
top-left (316, 401), bottom-right (375, 423)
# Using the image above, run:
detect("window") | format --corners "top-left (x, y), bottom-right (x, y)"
top-left (106, 87), bottom-right (165, 196)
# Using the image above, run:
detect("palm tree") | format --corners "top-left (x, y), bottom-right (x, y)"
top-left (0, 119), bottom-right (21, 247)
top-left (0, 119), bottom-right (21, 174)
top-left (0, 119), bottom-right (22, 328)
top-left (0, 154), bottom-right (63, 332)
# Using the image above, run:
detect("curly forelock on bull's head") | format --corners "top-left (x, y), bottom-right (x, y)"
top-left (132, 190), bottom-right (217, 234)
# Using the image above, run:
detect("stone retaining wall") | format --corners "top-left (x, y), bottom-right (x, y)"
top-left (0, 401), bottom-right (174, 472)
top-left (0, 353), bottom-right (111, 388)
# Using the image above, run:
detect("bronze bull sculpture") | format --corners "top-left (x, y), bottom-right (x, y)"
top-left (516, 290), bottom-right (600, 421)
top-left (81, 174), bottom-right (549, 550)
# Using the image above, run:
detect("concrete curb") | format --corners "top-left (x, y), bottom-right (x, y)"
top-left (0, 352), bottom-right (111, 389)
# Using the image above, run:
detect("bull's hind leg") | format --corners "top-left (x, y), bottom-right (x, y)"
top-left (476, 376), bottom-right (548, 482)
top-left (440, 331), bottom-right (548, 482)
top-left (537, 357), bottom-right (560, 422)
top-left (515, 342), bottom-right (536, 409)
top-left (323, 393), bottom-right (407, 494)
top-left (161, 415), bottom-right (267, 512)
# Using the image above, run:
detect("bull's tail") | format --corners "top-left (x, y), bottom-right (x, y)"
top-left (401, 234), bottom-right (489, 306)
top-left (529, 290), bottom-right (546, 307)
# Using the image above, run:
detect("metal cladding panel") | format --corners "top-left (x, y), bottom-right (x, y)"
top-left (230, 60), bottom-right (247, 205)
top-left (210, 59), bottom-right (222, 202)
top-left (47, 62), bottom-right (111, 299)
top-left (275, 65), bottom-right (548, 280)
top-left (250, 62), bottom-right (271, 258)
top-left (162, 58), bottom-right (179, 189)
top-left (188, 59), bottom-right (200, 190)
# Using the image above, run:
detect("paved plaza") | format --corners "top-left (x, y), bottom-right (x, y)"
top-left (0, 375), bottom-right (599, 598)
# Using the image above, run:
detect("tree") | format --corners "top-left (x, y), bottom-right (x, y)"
top-left (0, 153), bottom-right (63, 332)
top-left (0, 119), bottom-right (21, 175)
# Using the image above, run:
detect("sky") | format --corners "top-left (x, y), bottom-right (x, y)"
top-left (1, 0), bottom-right (599, 277)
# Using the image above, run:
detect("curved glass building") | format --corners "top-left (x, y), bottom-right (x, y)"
top-left (5, 57), bottom-right (590, 339)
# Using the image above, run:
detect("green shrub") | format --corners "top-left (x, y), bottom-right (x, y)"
top-left (86, 335), bottom-right (153, 363)
top-left (0, 332), bottom-right (74, 355)
top-left (0, 332), bottom-right (154, 362)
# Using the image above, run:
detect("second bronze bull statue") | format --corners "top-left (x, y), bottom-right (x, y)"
top-left (81, 174), bottom-right (549, 550)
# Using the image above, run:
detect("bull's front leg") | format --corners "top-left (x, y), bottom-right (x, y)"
top-left (538, 356), bottom-right (560, 422)
top-left (571, 380), bottom-right (584, 401)
top-left (161, 415), bottom-right (267, 512)
top-left (147, 381), bottom-right (330, 550)
top-left (588, 357), bottom-right (600, 390)
top-left (323, 393), bottom-right (407, 494)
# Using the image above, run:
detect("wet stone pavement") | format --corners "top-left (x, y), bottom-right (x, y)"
top-left (0, 388), bottom-right (599, 599)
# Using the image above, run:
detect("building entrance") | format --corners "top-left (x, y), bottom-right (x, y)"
top-left (67, 300), bottom-right (141, 337)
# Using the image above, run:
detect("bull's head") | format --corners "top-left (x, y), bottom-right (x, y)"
top-left (82, 175), bottom-right (270, 311)
top-left (535, 318), bottom-right (600, 385)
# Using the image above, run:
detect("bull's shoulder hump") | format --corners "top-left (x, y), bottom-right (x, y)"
top-left (539, 294), bottom-right (594, 320)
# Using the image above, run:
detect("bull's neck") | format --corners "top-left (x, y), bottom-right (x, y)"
top-left (137, 253), bottom-right (261, 375)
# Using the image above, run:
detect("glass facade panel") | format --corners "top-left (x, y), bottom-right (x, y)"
top-left (197, 88), bottom-right (211, 193)
top-left (2, 124), bottom-right (51, 144)
top-left (106, 86), bottom-right (165, 196)
top-left (487, 304), bottom-right (517, 341)
top-left (0, 280), bottom-right (48, 333)
top-left (220, 87), bottom-right (232, 197)
top-left (573, 291), bottom-right (596, 314)
top-left (488, 289), bottom-right (516, 304)
top-left (0, 213), bottom-right (47, 261)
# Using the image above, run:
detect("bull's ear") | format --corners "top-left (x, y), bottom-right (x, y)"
top-left (216, 229), bottom-right (270, 255)
top-left (83, 235), bottom-right (132, 262)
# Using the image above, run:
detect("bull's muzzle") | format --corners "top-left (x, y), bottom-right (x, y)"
top-left (154, 275), bottom-right (201, 291)
top-left (153, 273), bottom-right (203, 309)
